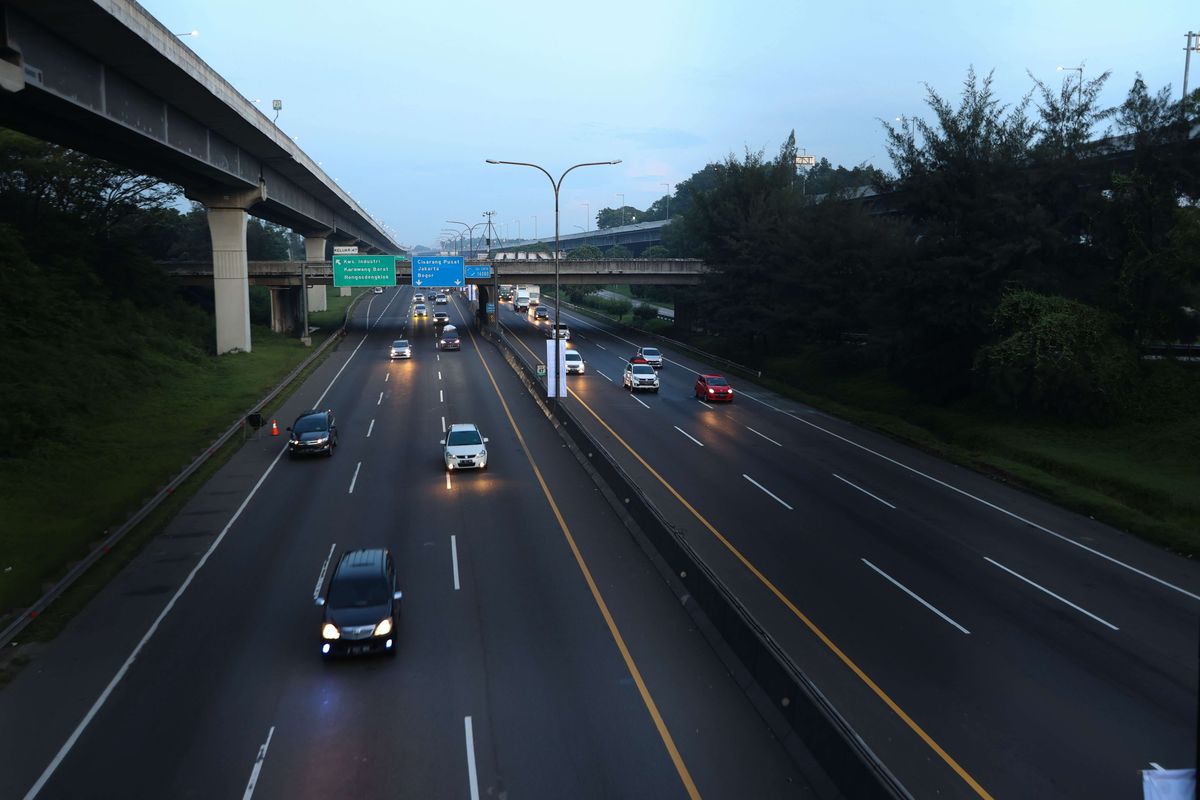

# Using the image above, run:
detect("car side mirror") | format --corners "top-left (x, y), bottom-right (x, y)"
top-left (439, 439), bottom-right (446, 445)
top-left (483, 437), bottom-right (489, 443)
top-left (393, 591), bottom-right (403, 601)
top-left (315, 597), bottom-right (325, 607)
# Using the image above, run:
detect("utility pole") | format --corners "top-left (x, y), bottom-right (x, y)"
top-left (1184, 32), bottom-right (1197, 124)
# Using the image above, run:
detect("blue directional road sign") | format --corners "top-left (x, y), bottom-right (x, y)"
top-left (465, 264), bottom-right (493, 279)
top-left (412, 256), bottom-right (464, 288)
top-left (486, 302), bottom-right (495, 313)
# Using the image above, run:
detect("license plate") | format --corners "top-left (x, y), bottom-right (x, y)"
top-left (350, 645), bottom-right (369, 655)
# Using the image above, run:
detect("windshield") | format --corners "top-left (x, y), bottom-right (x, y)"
top-left (293, 415), bottom-right (327, 433)
top-left (632, 365), bottom-right (655, 375)
top-left (328, 576), bottom-right (390, 609)
top-left (392, 340), bottom-right (408, 348)
top-left (447, 429), bottom-right (482, 446)
top-left (643, 348), bottom-right (661, 356)
top-left (706, 376), bottom-right (728, 386)
top-left (565, 353), bottom-right (581, 361)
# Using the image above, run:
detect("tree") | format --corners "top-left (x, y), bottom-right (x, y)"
top-left (597, 206), bottom-right (642, 228)
top-left (567, 244), bottom-right (604, 260)
top-left (606, 245), bottom-right (632, 259)
top-left (642, 245), bottom-right (670, 258)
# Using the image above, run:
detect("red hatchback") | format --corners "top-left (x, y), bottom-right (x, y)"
top-left (694, 374), bottom-right (733, 402)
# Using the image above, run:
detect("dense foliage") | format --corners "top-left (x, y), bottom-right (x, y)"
top-left (0, 129), bottom-right (299, 457)
top-left (659, 70), bottom-right (1200, 418)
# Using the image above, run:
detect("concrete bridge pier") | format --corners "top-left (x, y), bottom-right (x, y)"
top-left (304, 236), bottom-right (329, 313)
top-left (190, 183), bottom-right (266, 354)
top-left (268, 286), bottom-right (305, 333)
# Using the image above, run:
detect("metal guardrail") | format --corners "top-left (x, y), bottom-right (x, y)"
top-left (0, 292), bottom-right (368, 648)
top-left (485, 318), bottom-right (911, 800)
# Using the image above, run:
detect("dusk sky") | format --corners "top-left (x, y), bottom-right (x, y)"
top-left (142, 0), bottom-right (1197, 249)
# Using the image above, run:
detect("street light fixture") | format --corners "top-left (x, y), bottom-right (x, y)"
top-left (447, 220), bottom-right (486, 257)
top-left (486, 158), bottom-right (622, 412)
top-left (1057, 65), bottom-right (1084, 109)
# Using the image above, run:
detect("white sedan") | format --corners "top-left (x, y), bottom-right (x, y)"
top-left (442, 423), bottom-right (489, 470)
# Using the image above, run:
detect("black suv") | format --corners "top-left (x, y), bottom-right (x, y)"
top-left (287, 409), bottom-right (338, 457)
top-left (318, 549), bottom-right (402, 657)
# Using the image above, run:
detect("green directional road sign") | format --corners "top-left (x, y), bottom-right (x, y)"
top-left (333, 254), bottom-right (397, 287)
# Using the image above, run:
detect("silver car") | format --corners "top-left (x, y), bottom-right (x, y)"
top-left (564, 350), bottom-right (585, 374)
top-left (389, 339), bottom-right (412, 359)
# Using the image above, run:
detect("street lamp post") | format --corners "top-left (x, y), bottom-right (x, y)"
top-left (1057, 65), bottom-right (1084, 110)
top-left (447, 220), bottom-right (485, 257)
top-left (486, 158), bottom-right (621, 412)
top-left (660, 183), bottom-right (671, 221)
top-left (617, 193), bottom-right (625, 226)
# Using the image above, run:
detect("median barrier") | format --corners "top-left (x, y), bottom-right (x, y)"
top-left (486, 321), bottom-right (911, 800)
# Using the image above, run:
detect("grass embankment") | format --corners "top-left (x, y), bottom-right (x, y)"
top-left (603, 284), bottom-right (675, 310)
top-left (756, 353), bottom-right (1200, 557)
top-left (0, 288), bottom-right (361, 629)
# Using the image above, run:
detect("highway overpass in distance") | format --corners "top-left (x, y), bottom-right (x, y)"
top-left (0, 0), bottom-right (401, 353)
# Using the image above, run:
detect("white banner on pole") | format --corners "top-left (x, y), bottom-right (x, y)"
top-left (545, 341), bottom-right (567, 398)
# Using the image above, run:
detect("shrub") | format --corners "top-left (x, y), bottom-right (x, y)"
top-left (975, 290), bottom-right (1138, 418)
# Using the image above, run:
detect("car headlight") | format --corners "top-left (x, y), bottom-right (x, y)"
top-left (708, 388), bottom-right (715, 393)
top-left (322, 623), bottom-right (340, 640)
top-left (477, 450), bottom-right (486, 458)
top-left (374, 617), bottom-right (393, 636)
top-left (310, 436), bottom-right (329, 445)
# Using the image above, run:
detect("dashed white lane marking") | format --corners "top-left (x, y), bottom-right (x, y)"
top-left (312, 542), bottom-right (337, 600)
top-left (697, 400), bottom-right (714, 409)
top-left (446, 472), bottom-right (452, 490)
top-left (451, 535), bottom-right (461, 591)
top-left (631, 394), bottom-right (651, 409)
top-left (596, 343), bottom-right (607, 350)
top-left (862, 559), bottom-right (970, 635)
top-left (674, 426), bottom-right (705, 447)
top-left (464, 716), bottom-right (481, 800)
top-left (441, 416), bottom-right (446, 433)
top-left (745, 426), bottom-right (782, 446)
top-left (985, 557), bottom-right (1120, 631)
top-left (438, 371), bottom-right (442, 380)
top-left (241, 725), bottom-right (276, 800)
top-left (596, 370), bottom-right (612, 382)
top-left (348, 462), bottom-right (362, 494)
top-left (385, 373), bottom-right (390, 382)
top-left (743, 473), bottom-right (793, 510)
top-left (832, 474), bottom-right (896, 509)
top-left (377, 391), bottom-right (383, 406)
top-left (366, 419), bottom-right (375, 438)
top-left (439, 390), bottom-right (444, 403)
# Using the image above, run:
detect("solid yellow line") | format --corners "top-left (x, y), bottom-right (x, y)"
top-left (499, 321), bottom-right (992, 800)
top-left (465, 323), bottom-right (702, 800)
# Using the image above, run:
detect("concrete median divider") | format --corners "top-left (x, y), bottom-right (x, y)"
top-left (484, 322), bottom-right (912, 800)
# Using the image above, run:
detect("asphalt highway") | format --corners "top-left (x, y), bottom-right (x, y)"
top-left (498, 297), bottom-right (1200, 800)
top-left (0, 288), bottom-right (815, 800)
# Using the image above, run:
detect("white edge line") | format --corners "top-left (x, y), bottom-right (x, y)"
top-left (673, 425), bottom-right (705, 447)
top-left (745, 425), bottom-right (783, 447)
top-left (312, 542), bottom-right (336, 600)
top-left (631, 394), bottom-right (650, 409)
top-left (862, 559), bottom-right (970, 634)
top-left (241, 725), bottom-right (276, 800)
top-left (832, 473), bottom-right (897, 509)
top-left (787, 414), bottom-right (1200, 602)
top-left (22, 448), bottom-right (290, 800)
top-left (451, 535), bottom-right (461, 591)
top-left (348, 461), bottom-right (361, 494)
top-left (313, 321), bottom-right (373, 406)
top-left (464, 716), bottom-right (481, 800)
top-left (366, 419), bottom-right (375, 438)
top-left (742, 473), bottom-right (793, 510)
top-left (984, 557), bottom-right (1120, 631)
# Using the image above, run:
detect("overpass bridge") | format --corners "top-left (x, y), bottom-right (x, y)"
top-left (496, 219), bottom-right (670, 256)
top-left (0, 0), bottom-right (401, 352)
top-left (162, 258), bottom-right (707, 333)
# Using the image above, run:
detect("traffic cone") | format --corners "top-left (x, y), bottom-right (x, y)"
top-left (271, 419), bottom-right (280, 436)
